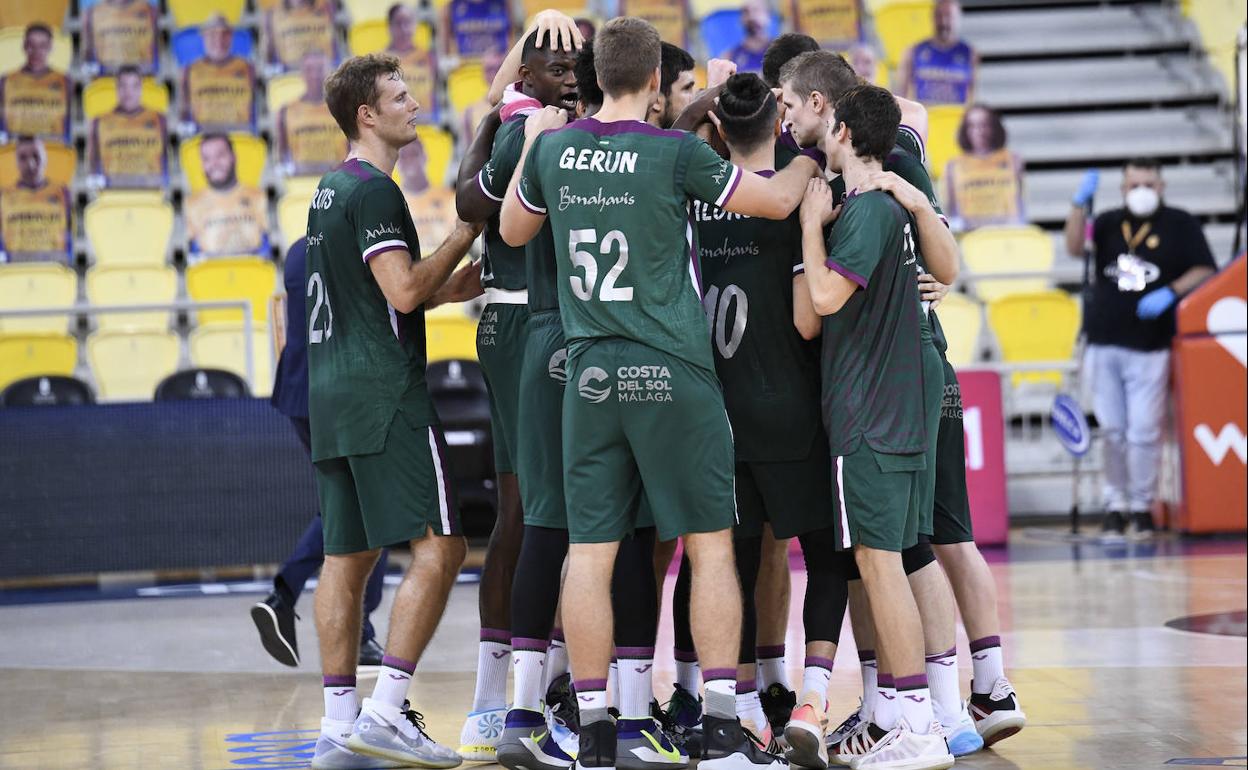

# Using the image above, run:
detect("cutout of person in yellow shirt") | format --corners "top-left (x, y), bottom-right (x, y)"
top-left (184, 134), bottom-right (271, 259)
top-left (180, 15), bottom-right (257, 132)
top-left (0, 23), bottom-right (70, 142)
top-left (943, 104), bottom-right (1026, 232)
top-left (0, 135), bottom-right (71, 263)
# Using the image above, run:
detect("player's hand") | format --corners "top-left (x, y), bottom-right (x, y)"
top-left (859, 170), bottom-right (930, 214)
top-left (917, 272), bottom-right (949, 308)
top-left (525, 105), bottom-right (568, 140)
top-left (442, 255), bottom-right (485, 304)
top-left (455, 218), bottom-right (486, 238)
top-left (707, 58), bottom-right (737, 88)
top-left (800, 178), bottom-right (839, 230)
top-left (530, 10), bottom-right (583, 51)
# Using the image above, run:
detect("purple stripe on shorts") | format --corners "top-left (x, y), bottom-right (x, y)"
top-left (924, 647), bottom-right (956, 663)
top-left (858, 649), bottom-right (876, 662)
top-left (382, 655), bottom-right (416, 674)
top-left (895, 674), bottom-right (929, 691)
top-left (615, 646), bottom-right (655, 659)
top-left (573, 678), bottom-right (608, 692)
top-left (825, 258), bottom-right (868, 289)
top-left (512, 637), bottom-right (549, 652)
top-left (969, 635), bottom-right (1001, 653)
top-left (703, 667), bottom-right (736, 681)
top-left (877, 674), bottom-right (895, 688)
top-left (674, 648), bottom-right (698, 663)
top-left (481, 627), bottom-right (512, 644)
top-left (756, 645), bottom-right (785, 659)
top-left (735, 679), bottom-right (756, 694)
top-left (804, 656), bottom-right (835, 671)
top-left (324, 675), bottom-right (356, 687)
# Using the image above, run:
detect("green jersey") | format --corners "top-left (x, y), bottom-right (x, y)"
top-left (694, 169), bottom-right (821, 462)
top-left (305, 158), bottom-right (438, 461)
top-left (517, 118), bottom-right (743, 372)
top-left (820, 190), bottom-right (928, 456)
top-left (525, 219), bottom-right (560, 312)
top-left (477, 115), bottom-right (528, 291)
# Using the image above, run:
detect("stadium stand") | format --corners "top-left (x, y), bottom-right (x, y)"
top-left (167, 0), bottom-right (247, 28)
top-left (933, 291), bottom-right (982, 367)
top-left (82, 0), bottom-right (160, 75)
top-left (86, 329), bottom-right (180, 400)
top-left (154, 368), bottom-right (250, 400)
top-left (190, 323), bottom-right (275, 397)
top-left (0, 374), bottom-right (94, 406)
top-left (426, 305), bottom-right (481, 362)
top-left (959, 225), bottom-right (1053, 302)
top-left (0, 27), bottom-right (73, 74)
top-left (0, 262), bottom-right (76, 333)
top-left (0, 140), bottom-right (74, 187)
top-left (0, 332), bottom-right (77, 391)
top-left (83, 195), bottom-right (174, 266)
top-left (85, 264), bottom-right (177, 331)
top-left (985, 289), bottom-right (1081, 388)
top-left (185, 257), bottom-right (278, 327)
top-left (0, 1), bottom-right (69, 30)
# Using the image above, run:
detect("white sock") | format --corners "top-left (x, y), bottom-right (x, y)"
top-left (735, 684), bottom-right (768, 729)
top-left (372, 661), bottom-right (414, 709)
top-left (970, 637), bottom-right (1005, 694)
top-left (703, 673), bottom-right (737, 719)
top-left (617, 648), bottom-right (655, 717)
top-left (874, 675), bottom-right (899, 730)
top-left (925, 648), bottom-right (962, 726)
top-left (575, 680), bottom-right (609, 725)
top-left (323, 679), bottom-right (358, 722)
top-left (471, 632), bottom-right (511, 712)
top-left (545, 631), bottom-right (569, 689)
top-left (607, 660), bottom-right (620, 710)
top-left (896, 680), bottom-right (933, 734)
top-left (675, 654), bottom-right (701, 693)
top-left (859, 654), bottom-right (878, 721)
top-left (801, 656), bottom-right (834, 711)
top-left (512, 642), bottom-right (548, 712)
top-left (756, 646), bottom-right (787, 689)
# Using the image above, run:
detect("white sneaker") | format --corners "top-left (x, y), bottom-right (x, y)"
top-left (312, 717), bottom-right (407, 769)
top-left (347, 698), bottom-right (463, 768)
top-left (459, 706), bottom-right (508, 761)
top-left (969, 677), bottom-right (1026, 747)
top-left (848, 721), bottom-right (952, 770)
top-left (939, 704), bottom-right (983, 757)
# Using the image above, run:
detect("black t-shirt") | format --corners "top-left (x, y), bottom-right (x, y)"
top-left (1085, 205), bottom-right (1215, 351)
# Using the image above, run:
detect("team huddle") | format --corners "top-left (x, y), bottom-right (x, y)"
top-left (302, 12), bottom-right (1025, 770)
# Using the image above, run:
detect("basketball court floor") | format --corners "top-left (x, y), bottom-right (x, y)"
top-left (0, 531), bottom-right (1244, 770)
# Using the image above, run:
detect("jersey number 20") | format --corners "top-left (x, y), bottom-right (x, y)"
top-left (307, 271), bottom-right (333, 343)
top-left (568, 229), bottom-right (633, 302)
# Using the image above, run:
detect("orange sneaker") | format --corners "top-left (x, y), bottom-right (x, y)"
top-left (783, 693), bottom-right (828, 769)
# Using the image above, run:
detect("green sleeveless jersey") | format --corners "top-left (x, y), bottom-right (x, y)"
top-left (477, 115), bottom-right (528, 291)
top-left (821, 190), bottom-right (928, 456)
top-left (694, 169), bottom-right (822, 462)
top-left (517, 118), bottom-right (744, 372)
top-left (305, 158), bottom-right (438, 461)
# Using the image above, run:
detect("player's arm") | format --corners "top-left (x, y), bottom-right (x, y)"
top-left (895, 96), bottom-right (927, 144)
top-left (897, 47), bottom-right (916, 100)
top-left (370, 220), bottom-right (484, 313)
top-left (858, 170), bottom-right (959, 285)
top-left (721, 155), bottom-right (821, 220)
top-left (455, 104), bottom-right (505, 222)
top-left (793, 272), bottom-right (822, 339)
top-left (671, 83), bottom-right (725, 133)
top-left (487, 10), bottom-right (583, 104)
top-left (798, 179), bottom-right (857, 315)
top-left (499, 106), bottom-right (566, 246)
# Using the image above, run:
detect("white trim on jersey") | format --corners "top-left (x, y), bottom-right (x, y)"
top-left (836, 455), bottom-right (852, 548)
top-left (793, 263), bottom-right (805, 274)
top-left (685, 219), bottom-right (701, 297)
top-left (516, 184), bottom-right (546, 214)
top-left (714, 164), bottom-right (743, 209)
top-left (386, 301), bottom-right (399, 340)
top-left (428, 428), bottom-right (452, 535)
top-left (362, 239), bottom-right (407, 261)
top-left (898, 124), bottom-right (926, 165)
top-left (477, 169), bottom-right (504, 202)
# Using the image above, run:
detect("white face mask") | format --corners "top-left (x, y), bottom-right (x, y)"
top-left (1125, 185), bottom-right (1160, 218)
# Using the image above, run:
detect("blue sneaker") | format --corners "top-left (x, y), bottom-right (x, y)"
top-left (617, 717), bottom-right (688, 770)
top-left (497, 707), bottom-right (575, 770)
top-left (944, 712), bottom-right (984, 757)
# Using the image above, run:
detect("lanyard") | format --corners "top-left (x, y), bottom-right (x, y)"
top-left (1120, 220), bottom-right (1151, 254)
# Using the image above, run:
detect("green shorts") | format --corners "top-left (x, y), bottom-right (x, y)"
top-left (315, 410), bottom-right (460, 554)
top-left (515, 311), bottom-right (569, 529)
top-left (932, 359), bottom-right (974, 544)
top-left (916, 343), bottom-right (945, 538)
top-left (735, 435), bottom-right (836, 540)
top-left (476, 302), bottom-right (530, 475)
top-left (832, 440), bottom-right (925, 552)
top-left (562, 338), bottom-right (736, 544)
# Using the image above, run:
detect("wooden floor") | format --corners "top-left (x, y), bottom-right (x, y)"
top-left (0, 531), bottom-right (1244, 770)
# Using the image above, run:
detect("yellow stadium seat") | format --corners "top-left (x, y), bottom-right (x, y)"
top-left (93, 190), bottom-right (166, 207)
top-left (86, 265), bottom-right (177, 331)
top-left (278, 191), bottom-right (313, 247)
top-left (0, 141), bottom-right (74, 188)
top-left (523, 0), bottom-right (588, 22)
top-left (414, 125), bottom-right (454, 187)
top-left (179, 133), bottom-right (267, 193)
top-left (1181, 0), bottom-right (1243, 89)
top-left (84, 197), bottom-right (174, 266)
top-left (0, 332), bottom-right (77, 390)
top-left (265, 73), bottom-right (305, 115)
top-left (932, 291), bottom-right (981, 367)
top-left (447, 62), bottom-right (489, 114)
top-left (925, 104), bottom-right (963, 182)
top-left (690, 0), bottom-right (739, 19)
top-left (168, 0), bottom-right (246, 27)
top-left (0, 25), bottom-right (72, 72)
top-left (0, 262), bottom-right (77, 334)
top-left (873, 0), bottom-right (933, 66)
top-left (343, 0), bottom-right (399, 21)
top-left (426, 305), bottom-right (479, 362)
top-left (82, 76), bottom-right (170, 120)
top-left (87, 330), bottom-right (180, 401)
top-left (986, 290), bottom-right (1080, 387)
top-left (960, 224), bottom-right (1054, 302)
top-left (186, 257), bottom-right (277, 327)
top-left (0, 1), bottom-right (70, 30)
top-left (283, 175), bottom-right (321, 199)
top-left (190, 323), bottom-right (274, 396)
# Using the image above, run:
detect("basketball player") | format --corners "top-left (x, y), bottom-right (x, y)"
top-left (88, 64), bottom-right (166, 188)
top-left (499, 17), bottom-right (821, 770)
top-left (180, 14), bottom-right (256, 132)
top-left (304, 53), bottom-right (483, 770)
top-left (649, 42), bottom-right (697, 130)
top-left (796, 83), bottom-right (954, 770)
top-left (278, 53), bottom-right (349, 176)
top-left (0, 24), bottom-right (70, 141)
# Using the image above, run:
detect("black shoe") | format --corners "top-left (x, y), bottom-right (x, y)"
top-left (1100, 510), bottom-right (1126, 535)
top-left (250, 591), bottom-right (299, 667)
top-left (358, 636), bottom-right (384, 666)
top-left (700, 714), bottom-right (787, 770)
top-left (759, 683), bottom-right (796, 738)
top-left (549, 673), bottom-right (581, 734)
top-left (575, 719), bottom-right (617, 769)
top-left (1131, 510), bottom-right (1156, 536)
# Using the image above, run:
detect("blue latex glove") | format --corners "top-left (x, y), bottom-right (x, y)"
top-left (1136, 286), bottom-right (1176, 319)
top-left (1072, 169), bottom-right (1099, 207)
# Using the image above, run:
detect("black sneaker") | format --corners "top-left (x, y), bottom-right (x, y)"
top-left (358, 636), bottom-right (384, 666)
top-left (759, 683), bottom-right (796, 738)
top-left (1100, 510), bottom-right (1126, 536)
top-left (699, 714), bottom-right (787, 770)
top-left (1131, 510), bottom-right (1156, 536)
top-left (658, 686), bottom-right (703, 759)
top-left (250, 591), bottom-right (298, 667)
top-left (549, 672), bottom-right (581, 734)
top-left (969, 677), bottom-right (1027, 747)
top-left (576, 719), bottom-right (617, 770)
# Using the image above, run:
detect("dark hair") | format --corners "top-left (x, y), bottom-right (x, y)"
top-left (574, 44), bottom-right (603, 111)
top-left (594, 17), bottom-right (661, 98)
top-left (659, 41), bottom-right (695, 97)
top-left (762, 33), bottom-right (818, 88)
top-left (325, 53), bottom-right (403, 140)
top-left (387, 2), bottom-right (407, 22)
top-left (1124, 157), bottom-right (1161, 173)
top-left (200, 131), bottom-right (235, 155)
top-left (116, 64), bottom-right (143, 80)
top-left (24, 22), bottom-right (53, 43)
top-left (832, 84), bottom-right (900, 163)
top-left (955, 104), bottom-right (1006, 153)
top-left (521, 29), bottom-right (542, 64)
top-left (713, 73), bottom-right (777, 151)
top-left (14, 134), bottom-right (41, 147)
top-left (779, 50), bottom-right (858, 105)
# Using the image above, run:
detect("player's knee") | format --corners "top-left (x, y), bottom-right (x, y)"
top-left (902, 537), bottom-right (936, 576)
